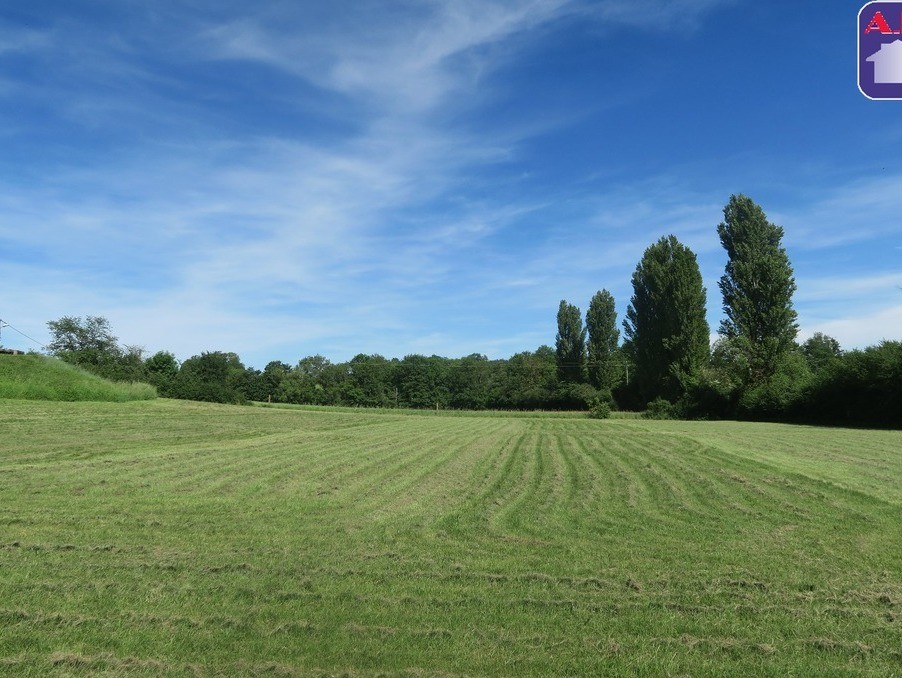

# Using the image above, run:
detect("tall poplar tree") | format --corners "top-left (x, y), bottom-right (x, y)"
top-left (555, 300), bottom-right (586, 383)
top-left (586, 289), bottom-right (619, 391)
top-left (623, 235), bottom-right (710, 404)
top-left (717, 194), bottom-right (798, 383)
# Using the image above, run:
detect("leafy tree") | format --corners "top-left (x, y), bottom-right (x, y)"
top-left (296, 354), bottom-right (332, 380)
top-left (717, 194), bottom-right (798, 383)
top-left (623, 235), bottom-right (710, 404)
top-left (342, 354), bottom-right (395, 407)
top-left (260, 360), bottom-right (292, 400)
top-left (396, 355), bottom-right (450, 409)
top-left (800, 341), bottom-right (901, 426)
top-left (588, 398), bottom-right (611, 419)
top-left (317, 361), bottom-right (349, 405)
top-left (801, 332), bottom-right (842, 373)
top-left (46, 315), bottom-right (152, 382)
top-left (586, 289), bottom-right (619, 392)
top-left (502, 346), bottom-right (559, 409)
top-left (709, 336), bottom-right (750, 392)
top-left (47, 315), bottom-right (120, 369)
top-left (277, 369), bottom-right (323, 405)
top-left (278, 355), bottom-right (345, 405)
top-left (233, 365), bottom-right (264, 402)
top-left (448, 354), bottom-right (500, 410)
top-left (144, 351), bottom-right (179, 397)
top-left (736, 349), bottom-right (811, 420)
top-left (172, 351), bottom-right (248, 404)
top-left (106, 344), bottom-right (148, 383)
top-left (555, 300), bottom-right (586, 383)
top-left (554, 381), bottom-right (599, 411)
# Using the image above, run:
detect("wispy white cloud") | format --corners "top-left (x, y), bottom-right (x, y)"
top-left (796, 273), bottom-right (902, 303)
top-left (777, 174), bottom-right (902, 250)
top-left (592, 0), bottom-right (737, 30)
top-left (800, 305), bottom-right (902, 350)
top-left (199, 1), bottom-right (575, 113)
top-left (5, 0), bottom-right (893, 367)
top-left (792, 271), bottom-right (902, 350)
top-left (0, 24), bottom-right (50, 55)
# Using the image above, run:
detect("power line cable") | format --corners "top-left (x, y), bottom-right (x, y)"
top-left (0, 317), bottom-right (47, 351)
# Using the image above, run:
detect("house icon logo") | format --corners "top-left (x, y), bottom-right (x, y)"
top-left (867, 40), bottom-right (902, 83)
top-left (859, 2), bottom-right (902, 99)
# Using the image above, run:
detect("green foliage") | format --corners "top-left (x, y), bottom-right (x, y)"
top-left (277, 367), bottom-right (325, 405)
top-left (343, 354), bottom-right (396, 407)
top-left (555, 300), bottom-right (586, 383)
top-left (697, 339), bottom-right (902, 427)
top-left (144, 351), bottom-right (179, 397)
top-left (710, 336), bottom-right (751, 390)
top-left (171, 351), bottom-right (248, 404)
top-left (588, 396), bottom-right (611, 419)
top-left (45, 315), bottom-right (152, 384)
top-left (624, 235), bottom-right (710, 404)
top-left (0, 354), bottom-right (156, 401)
top-left (104, 345), bottom-right (149, 383)
top-left (800, 341), bottom-right (902, 426)
top-left (718, 195), bottom-right (798, 383)
top-left (46, 315), bottom-right (119, 358)
top-left (643, 397), bottom-right (676, 419)
top-left (680, 365), bottom-right (738, 420)
top-left (553, 381), bottom-right (598, 410)
top-left (47, 315), bottom-right (121, 375)
top-left (448, 354), bottom-right (502, 410)
top-left (501, 346), bottom-right (560, 409)
top-left (258, 360), bottom-right (291, 400)
top-left (396, 354), bottom-right (450, 409)
top-left (736, 350), bottom-right (812, 420)
top-left (801, 332), bottom-right (842, 373)
top-left (586, 289), bottom-right (619, 391)
top-left (700, 341), bottom-right (814, 422)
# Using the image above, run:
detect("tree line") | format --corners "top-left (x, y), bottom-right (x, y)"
top-left (40, 194), bottom-right (901, 426)
top-left (42, 329), bottom-right (585, 411)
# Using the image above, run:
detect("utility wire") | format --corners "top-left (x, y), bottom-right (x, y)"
top-left (0, 318), bottom-right (47, 351)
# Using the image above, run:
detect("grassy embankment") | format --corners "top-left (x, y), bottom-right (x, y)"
top-left (0, 354), bottom-right (155, 401)
top-left (0, 398), bottom-right (899, 675)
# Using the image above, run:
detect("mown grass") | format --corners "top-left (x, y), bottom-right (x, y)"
top-left (0, 355), bottom-right (155, 402)
top-left (253, 401), bottom-right (643, 418)
top-left (250, 401), bottom-right (642, 419)
top-left (0, 399), bottom-right (899, 675)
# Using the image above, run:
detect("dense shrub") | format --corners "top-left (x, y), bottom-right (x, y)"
top-left (799, 341), bottom-right (901, 427)
top-left (588, 398), bottom-right (611, 419)
top-left (644, 397), bottom-right (676, 420)
top-left (735, 351), bottom-right (811, 421)
top-left (171, 352), bottom-right (248, 405)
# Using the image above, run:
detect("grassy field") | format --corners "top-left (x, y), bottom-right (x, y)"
top-left (0, 399), bottom-right (899, 675)
top-left (0, 355), bottom-right (156, 402)
top-left (252, 401), bottom-right (644, 418)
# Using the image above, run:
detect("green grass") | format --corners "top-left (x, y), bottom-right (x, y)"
top-left (252, 400), bottom-right (641, 418)
top-left (0, 354), bottom-right (156, 402)
top-left (0, 399), bottom-right (899, 675)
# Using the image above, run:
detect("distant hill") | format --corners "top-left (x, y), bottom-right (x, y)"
top-left (0, 354), bottom-right (156, 402)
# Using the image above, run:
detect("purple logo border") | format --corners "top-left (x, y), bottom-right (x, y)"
top-left (859, 1), bottom-right (902, 100)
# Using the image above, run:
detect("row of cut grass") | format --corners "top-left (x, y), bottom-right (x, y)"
top-left (252, 400), bottom-right (643, 418)
top-left (0, 398), bottom-right (899, 674)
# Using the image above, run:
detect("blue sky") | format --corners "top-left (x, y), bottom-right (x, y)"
top-left (1, 1), bottom-right (900, 368)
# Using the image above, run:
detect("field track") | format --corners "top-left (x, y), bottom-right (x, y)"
top-left (1, 399), bottom-right (900, 675)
